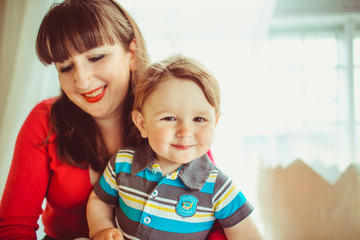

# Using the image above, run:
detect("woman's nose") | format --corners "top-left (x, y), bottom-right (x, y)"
top-left (74, 64), bottom-right (92, 90)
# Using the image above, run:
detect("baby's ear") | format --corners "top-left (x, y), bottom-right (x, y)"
top-left (132, 111), bottom-right (148, 138)
top-left (214, 113), bottom-right (220, 127)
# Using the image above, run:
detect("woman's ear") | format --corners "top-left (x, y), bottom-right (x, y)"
top-left (132, 110), bottom-right (147, 138)
top-left (129, 38), bottom-right (137, 71)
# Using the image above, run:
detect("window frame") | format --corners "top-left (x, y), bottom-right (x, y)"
top-left (266, 14), bottom-right (360, 165)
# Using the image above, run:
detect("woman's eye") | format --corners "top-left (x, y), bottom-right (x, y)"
top-left (60, 65), bottom-right (73, 73)
top-left (89, 54), bottom-right (105, 62)
top-left (161, 117), bottom-right (176, 121)
top-left (193, 117), bottom-right (205, 122)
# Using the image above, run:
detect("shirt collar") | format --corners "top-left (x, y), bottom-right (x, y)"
top-left (131, 141), bottom-right (213, 191)
top-left (131, 141), bottom-right (157, 175)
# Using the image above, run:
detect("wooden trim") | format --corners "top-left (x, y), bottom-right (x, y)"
top-left (274, 0), bottom-right (360, 18)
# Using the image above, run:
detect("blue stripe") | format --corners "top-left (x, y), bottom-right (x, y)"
top-left (200, 182), bottom-right (214, 194)
top-left (99, 176), bottom-right (118, 197)
top-left (162, 178), bottom-right (189, 189)
top-left (215, 191), bottom-right (247, 219)
top-left (161, 177), bottom-right (214, 194)
top-left (141, 213), bottom-right (215, 233)
top-left (114, 162), bottom-right (132, 174)
top-left (118, 194), bottom-right (143, 222)
top-left (136, 169), bottom-right (163, 182)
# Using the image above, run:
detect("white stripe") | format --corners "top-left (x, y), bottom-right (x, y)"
top-left (117, 149), bottom-right (135, 154)
top-left (119, 190), bottom-right (147, 211)
top-left (107, 160), bottom-right (115, 177)
top-left (214, 182), bottom-right (240, 212)
top-left (119, 185), bottom-right (150, 198)
top-left (115, 152), bottom-right (134, 164)
top-left (197, 205), bottom-right (213, 212)
top-left (206, 174), bottom-right (217, 183)
top-left (212, 178), bottom-right (231, 202)
top-left (154, 196), bottom-right (177, 205)
top-left (103, 164), bottom-right (118, 191)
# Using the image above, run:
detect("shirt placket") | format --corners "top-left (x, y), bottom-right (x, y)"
top-left (136, 165), bottom-right (166, 239)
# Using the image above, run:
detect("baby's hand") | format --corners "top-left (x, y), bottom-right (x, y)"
top-left (92, 228), bottom-right (124, 240)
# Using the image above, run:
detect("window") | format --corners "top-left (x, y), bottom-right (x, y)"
top-left (242, 17), bottom-right (360, 184)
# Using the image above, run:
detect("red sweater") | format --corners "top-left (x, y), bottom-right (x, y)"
top-left (0, 99), bottom-right (92, 239)
top-left (0, 99), bottom-right (226, 240)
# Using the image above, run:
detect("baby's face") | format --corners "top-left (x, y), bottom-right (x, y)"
top-left (136, 77), bottom-right (218, 166)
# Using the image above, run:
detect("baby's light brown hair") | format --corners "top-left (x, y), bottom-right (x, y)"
top-left (133, 55), bottom-right (221, 116)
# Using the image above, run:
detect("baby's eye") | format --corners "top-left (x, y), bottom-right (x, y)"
top-left (193, 117), bottom-right (205, 122)
top-left (89, 54), bottom-right (105, 62)
top-left (161, 116), bottom-right (176, 121)
top-left (60, 64), bottom-right (73, 73)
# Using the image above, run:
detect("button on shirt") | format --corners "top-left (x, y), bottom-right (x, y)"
top-left (94, 142), bottom-right (254, 240)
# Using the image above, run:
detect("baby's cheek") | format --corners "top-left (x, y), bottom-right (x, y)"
top-left (148, 131), bottom-right (168, 150)
top-left (152, 128), bottom-right (170, 142)
top-left (197, 130), bottom-right (214, 147)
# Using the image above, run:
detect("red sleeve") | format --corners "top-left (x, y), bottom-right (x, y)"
top-left (0, 100), bottom-right (53, 240)
top-left (206, 150), bottom-right (227, 240)
top-left (207, 220), bottom-right (227, 240)
top-left (207, 149), bottom-right (215, 165)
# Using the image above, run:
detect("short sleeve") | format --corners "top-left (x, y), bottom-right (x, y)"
top-left (213, 169), bottom-right (254, 228)
top-left (93, 154), bottom-right (119, 205)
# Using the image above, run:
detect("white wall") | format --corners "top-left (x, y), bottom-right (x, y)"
top-left (0, 0), bottom-right (59, 197)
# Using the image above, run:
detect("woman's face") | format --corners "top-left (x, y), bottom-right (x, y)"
top-left (54, 43), bottom-right (135, 121)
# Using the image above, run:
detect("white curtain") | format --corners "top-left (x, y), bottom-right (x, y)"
top-left (0, 0), bottom-right (59, 197)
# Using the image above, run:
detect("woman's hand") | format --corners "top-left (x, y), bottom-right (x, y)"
top-left (92, 228), bottom-right (124, 240)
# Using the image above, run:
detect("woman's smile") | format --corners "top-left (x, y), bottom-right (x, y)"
top-left (82, 85), bottom-right (107, 103)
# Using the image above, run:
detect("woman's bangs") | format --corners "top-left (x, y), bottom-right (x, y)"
top-left (38, 4), bottom-right (115, 64)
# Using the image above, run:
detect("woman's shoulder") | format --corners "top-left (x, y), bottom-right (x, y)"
top-left (33, 97), bottom-right (58, 112)
top-left (26, 97), bottom-right (58, 120)
top-left (21, 97), bottom-right (58, 134)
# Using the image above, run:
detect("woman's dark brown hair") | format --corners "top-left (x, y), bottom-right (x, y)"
top-left (36, 0), bottom-right (149, 171)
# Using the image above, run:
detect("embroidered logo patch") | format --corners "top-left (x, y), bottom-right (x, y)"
top-left (176, 194), bottom-right (198, 218)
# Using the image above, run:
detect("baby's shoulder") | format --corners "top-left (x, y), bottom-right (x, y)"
top-left (114, 148), bottom-right (136, 164)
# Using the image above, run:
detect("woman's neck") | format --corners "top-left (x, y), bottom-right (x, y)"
top-left (95, 116), bottom-right (123, 156)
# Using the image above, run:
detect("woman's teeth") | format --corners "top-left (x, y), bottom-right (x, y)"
top-left (84, 87), bottom-right (104, 97)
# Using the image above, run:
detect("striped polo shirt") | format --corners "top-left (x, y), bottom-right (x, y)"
top-left (93, 142), bottom-right (253, 240)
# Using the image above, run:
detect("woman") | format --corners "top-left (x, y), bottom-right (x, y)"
top-left (0, 0), bottom-right (226, 239)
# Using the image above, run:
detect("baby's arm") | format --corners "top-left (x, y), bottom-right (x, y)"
top-left (87, 191), bottom-right (123, 240)
top-left (223, 216), bottom-right (262, 240)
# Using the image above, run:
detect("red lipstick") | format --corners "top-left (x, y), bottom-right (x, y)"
top-left (82, 85), bottom-right (107, 103)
